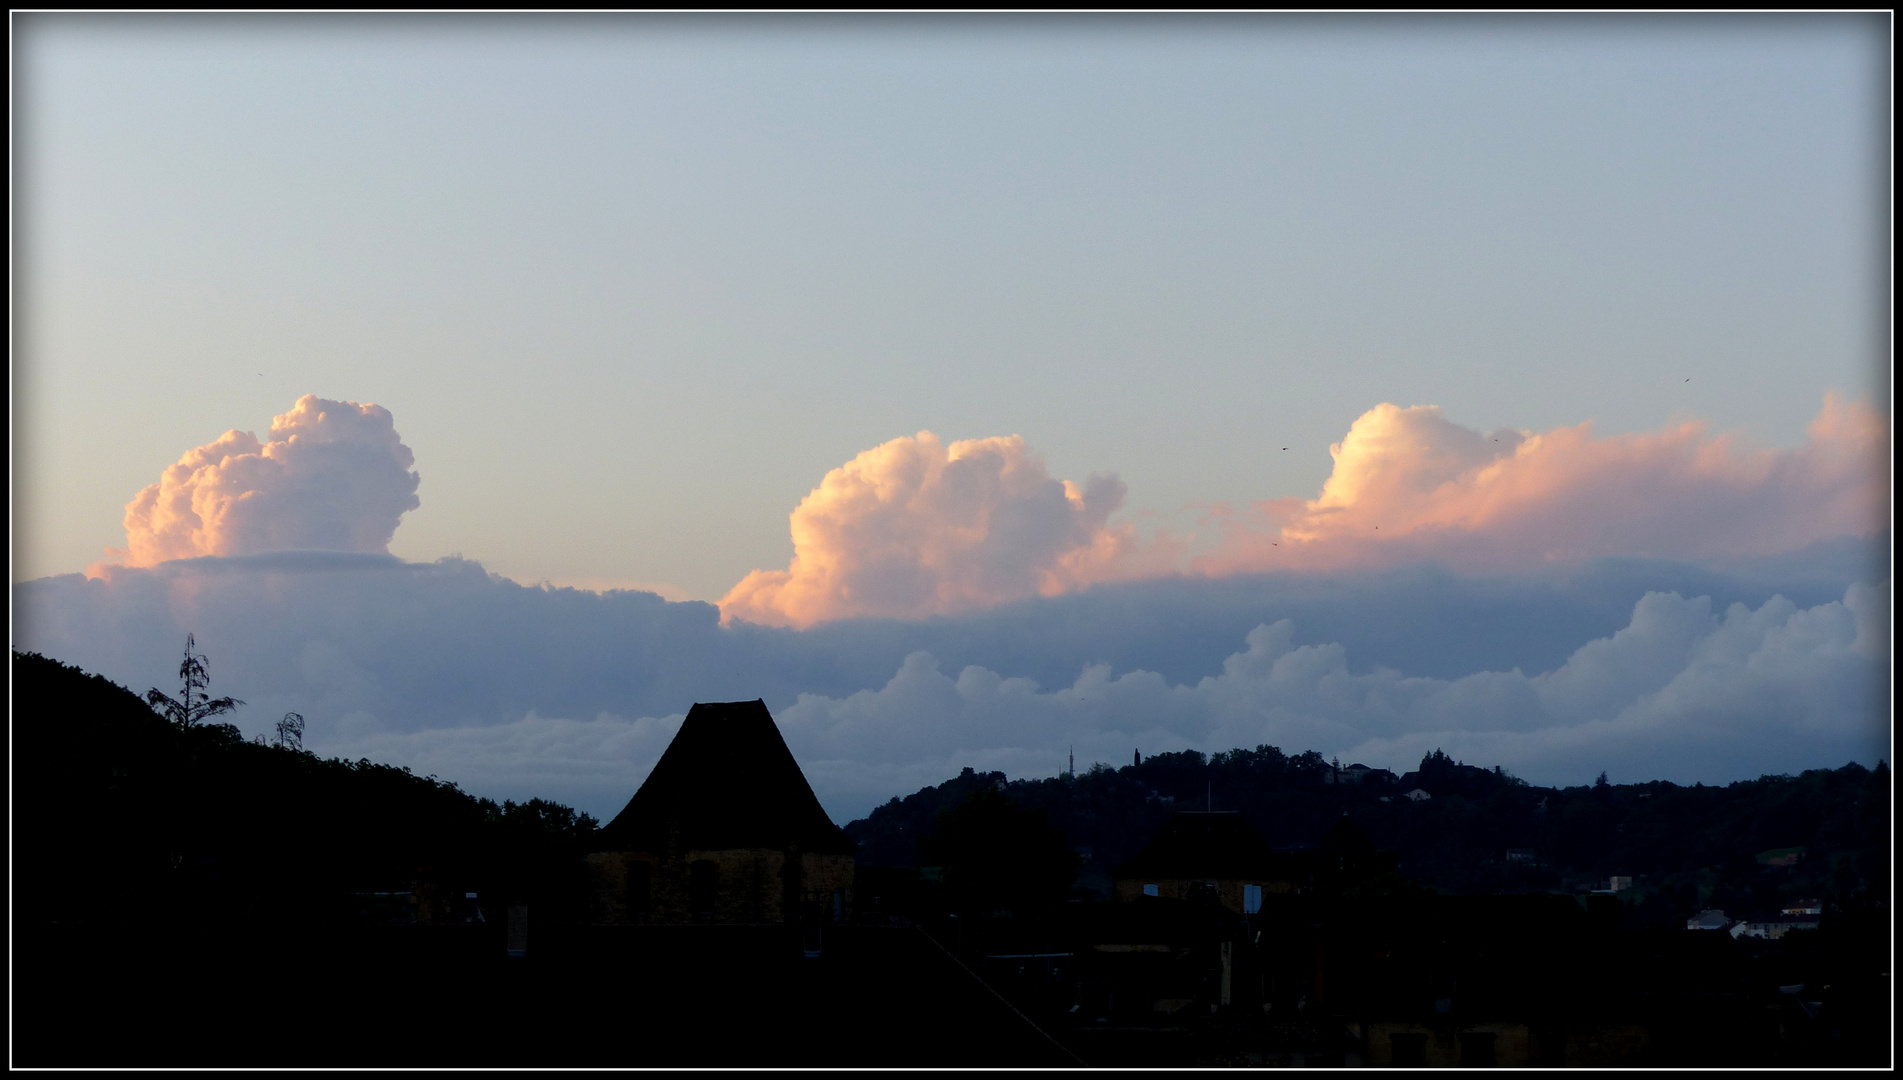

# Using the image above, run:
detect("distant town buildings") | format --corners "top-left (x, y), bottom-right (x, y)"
top-left (1730, 919), bottom-right (1820, 941)
top-left (1108, 810), bottom-right (1400, 919)
top-left (1110, 811), bottom-right (1293, 914)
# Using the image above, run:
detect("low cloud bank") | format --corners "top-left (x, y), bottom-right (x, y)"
top-left (16, 551), bottom-right (1887, 823)
top-left (106, 395), bottom-right (420, 569)
top-left (775, 582), bottom-right (1888, 813)
top-left (319, 581), bottom-right (1888, 821)
top-left (721, 396), bottom-right (1889, 625)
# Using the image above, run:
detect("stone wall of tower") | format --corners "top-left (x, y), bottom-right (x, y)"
top-left (587, 848), bottom-right (854, 925)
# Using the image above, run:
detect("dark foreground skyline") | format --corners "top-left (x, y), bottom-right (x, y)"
top-left (11, 650), bottom-right (1888, 1067)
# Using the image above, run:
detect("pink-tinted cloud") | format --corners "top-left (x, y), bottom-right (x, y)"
top-left (723, 396), bottom-right (1887, 626)
top-left (107, 395), bottom-right (420, 569)
top-left (719, 432), bottom-right (1152, 627)
top-left (1194, 394), bottom-right (1890, 576)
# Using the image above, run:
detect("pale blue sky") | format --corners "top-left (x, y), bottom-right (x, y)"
top-left (15, 15), bottom-right (1887, 597)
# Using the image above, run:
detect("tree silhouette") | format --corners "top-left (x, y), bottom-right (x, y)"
top-left (145, 634), bottom-right (243, 728)
top-left (920, 787), bottom-right (1081, 915)
top-left (275, 712), bottom-right (305, 751)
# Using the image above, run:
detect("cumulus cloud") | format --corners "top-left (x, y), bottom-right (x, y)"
top-left (1197, 394), bottom-right (1890, 576)
top-left (715, 397), bottom-right (1887, 627)
top-left (720, 431), bottom-right (1148, 627)
top-left (107, 395), bottom-right (420, 568)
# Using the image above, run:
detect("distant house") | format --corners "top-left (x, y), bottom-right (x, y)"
top-left (1686, 909), bottom-right (1731, 932)
top-left (586, 699), bottom-right (856, 926)
top-left (1112, 812), bottom-right (1397, 914)
top-left (1403, 788), bottom-right (1432, 802)
top-left (1505, 849), bottom-right (1539, 865)
top-left (1325, 762), bottom-right (1375, 785)
top-left (1781, 899), bottom-right (1823, 916)
top-left (1730, 920), bottom-right (1819, 940)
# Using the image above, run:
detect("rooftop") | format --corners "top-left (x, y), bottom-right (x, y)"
top-left (596, 699), bottom-right (855, 856)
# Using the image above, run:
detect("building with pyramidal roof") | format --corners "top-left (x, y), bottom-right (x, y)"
top-left (587, 699), bottom-right (856, 925)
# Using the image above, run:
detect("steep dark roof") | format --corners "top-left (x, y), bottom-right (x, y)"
top-left (596, 700), bottom-right (855, 856)
top-left (1112, 811), bottom-right (1288, 880)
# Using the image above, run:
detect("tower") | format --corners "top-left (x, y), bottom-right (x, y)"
top-left (588, 699), bottom-right (855, 926)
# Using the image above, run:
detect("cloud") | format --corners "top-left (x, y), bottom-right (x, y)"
top-left (30, 552), bottom-right (742, 737)
top-left (15, 549), bottom-right (1887, 823)
top-left (21, 392), bottom-right (1887, 822)
top-left (1196, 394), bottom-right (1890, 576)
top-left (715, 397), bottom-right (1887, 627)
top-left (330, 711), bottom-right (689, 817)
top-left (720, 431), bottom-right (1148, 627)
top-left (107, 395), bottom-right (420, 568)
top-left (772, 580), bottom-right (1890, 800)
top-left (292, 579), bottom-right (1893, 820)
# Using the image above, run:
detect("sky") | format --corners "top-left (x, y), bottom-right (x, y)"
top-left (11, 15), bottom-right (1892, 824)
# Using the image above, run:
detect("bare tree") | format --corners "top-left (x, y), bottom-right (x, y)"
top-left (146, 633), bottom-right (244, 727)
top-left (275, 712), bottom-right (305, 751)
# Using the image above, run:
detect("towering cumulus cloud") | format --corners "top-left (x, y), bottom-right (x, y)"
top-left (111, 395), bottom-right (420, 567)
top-left (720, 432), bottom-right (1133, 627)
top-left (1198, 394), bottom-right (1890, 576)
top-left (723, 396), bottom-right (1887, 625)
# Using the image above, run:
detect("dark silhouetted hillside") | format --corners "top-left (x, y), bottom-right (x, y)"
top-left (11, 649), bottom-right (599, 928)
top-left (845, 745), bottom-right (1889, 926)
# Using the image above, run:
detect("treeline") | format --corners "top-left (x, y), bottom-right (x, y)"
top-left (12, 650), bottom-right (601, 927)
top-left (844, 745), bottom-right (1889, 923)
